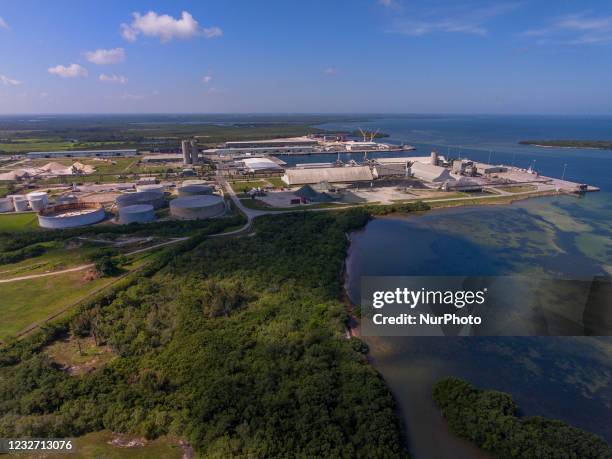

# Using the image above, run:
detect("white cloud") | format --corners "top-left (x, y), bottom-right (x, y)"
top-left (120, 23), bottom-right (138, 42)
top-left (0, 74), bottom-right (21, 86)
top-left (120, 10), bottom-right (222, 42)
top-left (388, 3), bottom-right (518, 37)
top-left (0, 16), bottom-right (8, 30)
top-left (379, 0), bottom-right (394, 7)
top-left (202, 26), bottom-right (223, 38)
top-left (202, 75), bottom-right (213, 84)
top-left (521, 13), bottom-right (612, 46)
top-left (85, 48), bottom-right (125, 65)
top-left (323, 67), bottom-right (338, 75)
top-left (48, 64), bottom-right (88, 78)
top-left (99, 73), bottom-right (128, 84)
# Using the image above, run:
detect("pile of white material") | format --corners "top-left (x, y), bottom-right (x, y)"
top-left (0, 162), bottom-right (95, 180)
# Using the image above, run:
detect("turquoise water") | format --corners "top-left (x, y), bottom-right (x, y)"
top-left (338, 116), bottom-right (612, 456)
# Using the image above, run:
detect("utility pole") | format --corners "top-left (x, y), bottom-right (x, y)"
top-left (562, 163), bottom-right (567, 181)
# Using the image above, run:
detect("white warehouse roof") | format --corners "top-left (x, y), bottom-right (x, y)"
top-left (240, 157), bottom-right (283, 172)
top-left (411, 162), bottom-right (453, 182)
top-left (282, 166), bottom-right (373, 185)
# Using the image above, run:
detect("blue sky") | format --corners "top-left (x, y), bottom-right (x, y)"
top-left (1, 0), bottom-right (611, 114)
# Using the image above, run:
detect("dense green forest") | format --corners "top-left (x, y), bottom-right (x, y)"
top-left (0, 114), bottom-right (371, 154)
top-left (433, 377), bottom-right (612, 458)
top-left (0, 210), bottom-right (408, 457)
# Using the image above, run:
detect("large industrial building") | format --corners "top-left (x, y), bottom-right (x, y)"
top-left (410, 162), bottom-right (453, 182)
top-left (239, 157), bottom-right (283, 172)
top-left (27, 149), bottom-right (138, 159)
top-left (282, 166), bottom-right (373, 186)
top-left (473, 162), bottom-right (507, 175)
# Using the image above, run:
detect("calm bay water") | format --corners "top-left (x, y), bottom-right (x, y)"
top-left (332, 115), bottom-right (612, 457)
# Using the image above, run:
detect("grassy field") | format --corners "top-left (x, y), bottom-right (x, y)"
top-left (0, 270), bottom-right (116, 340)
top-left (240, 197), bottom-right (348, 211)
top-left (19, 431), bottom-right (185, 459)
top-left (230, 180), bottom-right (267, 192)
top-left (0, 242), bottom-right (106, 279)
top-left (0, 212), bottom-right (39, 232)
top-left (266, 176), bottom-right (286, 187)
top-left (425, 191), bottom-right (556, 208)
top-left (45, 336), bottom-right (116, 375)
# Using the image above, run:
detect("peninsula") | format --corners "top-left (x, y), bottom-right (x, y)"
top-left (519, 140), bottom-right (612, 149)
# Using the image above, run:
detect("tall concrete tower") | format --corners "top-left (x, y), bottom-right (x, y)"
top-left (181, 140), bottom-right (192, 165)
top-left (190, 140), bottom-right (199, 164)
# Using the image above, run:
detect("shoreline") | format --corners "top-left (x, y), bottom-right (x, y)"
top-left (338, 192), bottom-right (583, 457)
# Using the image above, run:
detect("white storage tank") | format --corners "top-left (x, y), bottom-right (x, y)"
top-left (136, 183), bottom-right (165, 193)
top-left (170, 195), bottom-right (225, 220)
top-left (27, 191), bottom-right (49, 208)
top-left (38, 203), bottom-right (106, 229)
top-left (0, 197), bottom-right (14, 213)
top-left (177, 183), bottom-right (213, 196)
top-left (119, 204), bottom-right (155, 224)
top-left (29, 198), bottom-right (47, 211)
top-left (11, 195), bottom-right (30, 212)
top-left (116, 190), bottom-right (165, 209)
top-left (182, 179), bottom-right (208, 186)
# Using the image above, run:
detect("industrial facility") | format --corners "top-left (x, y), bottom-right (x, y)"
top-left (37, 202), bottom-right (106, 229)
top-left (0, 132), bottom-right (598, 233)
top-left (282, 166), bottom-right (374, 186)
top-left (170, 195), bottom-right (225, 219)
top-left (182, 140), bottom-right (200, 165)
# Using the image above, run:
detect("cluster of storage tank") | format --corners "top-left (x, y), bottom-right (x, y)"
top-left (0, 192), bottom-right (50, 213)
top-left (169, 180), bottom-right (225, 220)
top-left (115, 184), bottom-right (165, 224)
